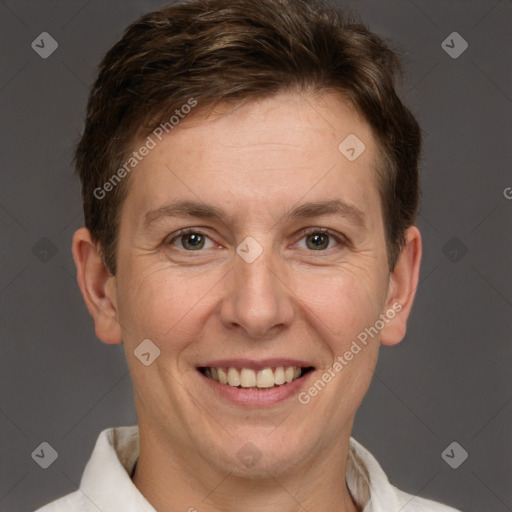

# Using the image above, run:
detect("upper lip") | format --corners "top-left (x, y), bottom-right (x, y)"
top-left (198, 358), bottom-right (315, 371)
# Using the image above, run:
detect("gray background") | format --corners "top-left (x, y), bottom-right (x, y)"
top-left (0, 1), bottom-right (510, 511)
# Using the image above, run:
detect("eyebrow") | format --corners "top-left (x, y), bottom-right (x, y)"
top-left (143, 201), bottom-right (225, 229)
top-left (283, 199), bottom-right (366, 228)
top-left (142, 198), bottom-right (367, 230)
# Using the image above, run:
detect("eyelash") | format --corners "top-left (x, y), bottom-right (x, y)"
top-left (166, 227), bottom-right (348, 253)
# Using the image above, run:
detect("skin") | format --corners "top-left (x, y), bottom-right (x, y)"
top-left (72, 91), bottom-right (422, 512)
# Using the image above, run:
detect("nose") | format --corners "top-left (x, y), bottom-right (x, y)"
top-left (219, 245), bottom-right (295, 339)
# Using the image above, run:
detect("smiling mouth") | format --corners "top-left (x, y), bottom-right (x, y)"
top-left (198, 366), bottom-right (315, 389)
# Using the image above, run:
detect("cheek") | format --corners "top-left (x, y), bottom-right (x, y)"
top-left (116, 265), bottom-right (217, 344)
top-left (293, 264), bottom-right (387, 346)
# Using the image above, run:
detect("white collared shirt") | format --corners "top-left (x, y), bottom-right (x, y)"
top-left (34, 426), bottom-right (461, 512)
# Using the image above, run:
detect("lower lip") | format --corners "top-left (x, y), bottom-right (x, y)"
top-left (197, 370), bottom-right (314, 406)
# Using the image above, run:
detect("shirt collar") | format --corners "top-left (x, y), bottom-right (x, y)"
top-left (79, 426), bottom-right (401, 512)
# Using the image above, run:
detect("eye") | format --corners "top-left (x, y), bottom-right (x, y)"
top-left (296, 228), bottom-right (345, 251)
top-left (167, 228), bottom-right (215, 251)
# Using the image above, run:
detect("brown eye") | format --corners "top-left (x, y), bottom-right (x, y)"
top-left (180, 232), bottom-right (205, 250)
top-left (167, 229), bottom-right (214, 251)
top-left (297, 228), bottom-right (344, 252)
top-left (305, 232), bottom-right (330, 250)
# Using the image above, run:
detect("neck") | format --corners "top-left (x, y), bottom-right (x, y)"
top-left (132, 425), bottom-right (360, 512)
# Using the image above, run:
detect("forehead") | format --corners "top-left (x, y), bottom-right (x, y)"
top-left (121, 91), bottom-right (382, 229)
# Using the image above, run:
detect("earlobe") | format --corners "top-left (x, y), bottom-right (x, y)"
top-left (71, 227), bottom-right (123, 345)
top-left (379, 226), bottom-right (422, 347)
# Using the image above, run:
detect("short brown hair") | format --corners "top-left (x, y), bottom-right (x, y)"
top-left (75, 0), bottom-right (421, 274)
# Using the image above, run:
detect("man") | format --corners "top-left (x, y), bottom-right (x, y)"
top-left (36, 0), bottom-right (462, 510)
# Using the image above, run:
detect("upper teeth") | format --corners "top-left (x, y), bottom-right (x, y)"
top-left (204, 366), bottom-right (302, 388)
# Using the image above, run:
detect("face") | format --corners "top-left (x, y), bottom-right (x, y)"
top-left (102, 92), bottom-right (403, 476)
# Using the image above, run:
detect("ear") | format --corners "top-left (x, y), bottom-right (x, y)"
top-left (71, 227), bottom-right (123, 345)
top-left (379, 226), bottom-right (422, 346)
